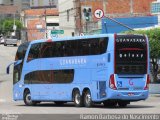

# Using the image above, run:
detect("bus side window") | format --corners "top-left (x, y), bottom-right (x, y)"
top-left (27, 43), bottom-right (41, 62)
top-left (40, 43), bottom-right (53, 58)
top-left (81, 40), bottom-right (89, 55)
top-left (72, 41), bottom-right (77, 56)
top-left (99, 38), bottom-right (107, 54)
top-left (89, 39), bottom-right (102, 55)
top-left (65, 41), bottom-right (73, 56)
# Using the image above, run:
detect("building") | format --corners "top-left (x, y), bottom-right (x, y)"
top-left (151, 0), bottom-right (160, 25)
top-left (59, 0), bottom-right (157, 36)
top-left (101, 16), bottom-right (158, 33)
top-left (0, 0), bottom-right (13, 5)
top-left (59, 0), bottom-right (76, 37)
top-left (151, 0), bottom-right (160, 14)
top-left (21, 8), bottom-right (59, 41)
top-left (14, 0), bottom-right (30, 11)
top-left (30, 0), bottom-right (58, 8)
top-left (0, 5), bottom-right (19, 20)
top-left (19, 0), bottom-right (59, 42)
top-left (0, 0), bottom-right (30, 12)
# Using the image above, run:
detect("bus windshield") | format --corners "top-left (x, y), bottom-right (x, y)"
top-left (14, 42), bottom-right (30, 84)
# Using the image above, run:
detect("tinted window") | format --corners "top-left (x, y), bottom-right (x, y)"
top-left (14, 42), bottom-right (30, 84)
top-left (13, 64), bottom-right (22, 84)
top-left (15, 42), bottom-right (29, 61)
top-left (27, 37), bottom-right (108, 61)
top-left (24, 69), bottom-right (74, 84)
top-left (40, 42), bottom-right (54, 58)
top-left (27, 43), bottom-right (41, 62)
top-left (115, 35), bottom-right (147, 74)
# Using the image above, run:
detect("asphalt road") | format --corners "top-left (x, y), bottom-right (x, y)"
top-left (0, 44), bottom-right (160, 117)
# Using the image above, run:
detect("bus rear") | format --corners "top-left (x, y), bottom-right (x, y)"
top-left (106, 34), bottom-right (150, 106)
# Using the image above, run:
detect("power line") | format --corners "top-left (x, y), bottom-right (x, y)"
top-left (104, 16), bottom-right (134, 31)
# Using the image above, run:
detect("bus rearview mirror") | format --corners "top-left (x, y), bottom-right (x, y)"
top-left (6, 60), bottom-right (21, 75)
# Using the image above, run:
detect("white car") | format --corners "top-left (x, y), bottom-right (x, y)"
top-left (4, 36), bottom-right (18, 46)
top-left (0, 36), bottom-right (4, 44)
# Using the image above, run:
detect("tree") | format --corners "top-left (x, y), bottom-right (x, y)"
top-left (0, 19), bottom-right (23, 36)
top-left (125, 28), bottom-right (160, 83)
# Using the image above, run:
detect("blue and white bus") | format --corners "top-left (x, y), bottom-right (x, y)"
top-left (7, 34), bottom-right (150, 107)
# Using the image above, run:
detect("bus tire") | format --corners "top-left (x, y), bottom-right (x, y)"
top-left (118, 101), bottom-right (128, 108)
top-left (84, 90), bottom-right (93, 107)
top-left (73, 90), bottom-right (83, 107)
top-left (103, 100), bottom-right (117, 107)
top-left (24, 90), bottom-right (36, 106)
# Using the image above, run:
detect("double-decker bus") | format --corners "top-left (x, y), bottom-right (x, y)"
top-left (7, 34), bottom-right (150, 107)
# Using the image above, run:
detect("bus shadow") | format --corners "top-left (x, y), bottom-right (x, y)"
top-left (93, 104), bottom-right (154, 109)
top-left (17, 103), bottom-right (154, 109)
top-left (17, 102), bottom-right (75, 107)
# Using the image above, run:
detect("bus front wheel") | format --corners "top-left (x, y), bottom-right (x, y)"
top-left (24, 90), bottom-right (37, 106)
top-left (84, 90), bottom-right (93, 107)
top-left (73, 90), bottom-right (83, 107)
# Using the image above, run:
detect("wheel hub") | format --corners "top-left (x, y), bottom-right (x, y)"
top-left (26, 94), bottom-right (32, 103)
top-left (75, 94), bottom-right (80, 104)
top-left (86, 94), bottom-right (91, 104)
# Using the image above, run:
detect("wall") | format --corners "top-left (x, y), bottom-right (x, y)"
top-left (0, 0), bottom-right (12, 5)
top-left (76, 0), bottom-right (156, 35)
top-left (106, 0), bottom-right (156, 15)
top-left (22, 8), bottom-right (59, 41)
top-left (102, 16), bottom-right (158, 33)
top-left (27, 19), bottom-right (45, 41)
top-left (59, 0), bottom-right (76, 37)
top-left (30, 0), bottom-right (58, 8)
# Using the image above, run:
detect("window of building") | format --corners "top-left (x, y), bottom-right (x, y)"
top-left (151, 2), bottom-right (160, 14)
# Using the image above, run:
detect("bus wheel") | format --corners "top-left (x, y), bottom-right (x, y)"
top-left (118, 101), bottom-right (128, 108)
top-left (103, 100), bottom-right (117, 107)
top-left (73, 90), bottom-right (83, 107)
top-left (24, 90), bottom-right (36, 106)
top-left (84, 90), bottom-right (93, 107)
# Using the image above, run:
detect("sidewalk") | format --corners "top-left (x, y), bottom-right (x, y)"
top-left (149, 84), bottom-right (160, 94)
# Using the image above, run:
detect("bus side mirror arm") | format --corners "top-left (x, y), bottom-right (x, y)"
top-left (6, 61), bottom-right (16, 74)
top-left (6, 60), bottom-right (22, 74)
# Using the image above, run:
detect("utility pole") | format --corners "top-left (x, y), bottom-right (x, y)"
top-left (45, 8), bottom-right (47, 39)
top-left (103, 0), bottom-right (107, 16)
top-left (13, 13), bottom-right (16, 36)
top-left (130, 0), bottom-right (133, 14)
